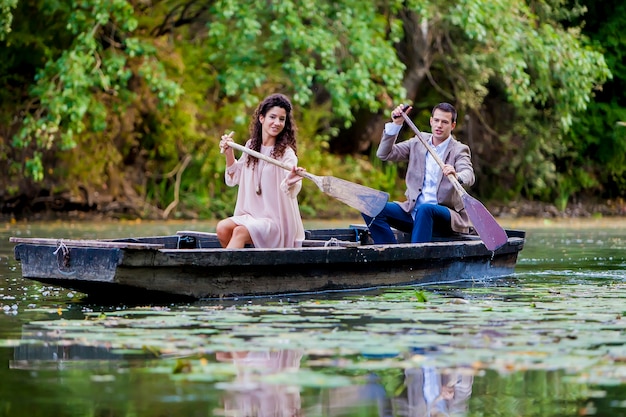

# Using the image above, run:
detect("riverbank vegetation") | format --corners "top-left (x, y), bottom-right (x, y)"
top-left (1, 0), bottom-right (624, 220)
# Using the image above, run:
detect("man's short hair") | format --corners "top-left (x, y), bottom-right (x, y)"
top-left (432, 102), bottom-right (457, 123)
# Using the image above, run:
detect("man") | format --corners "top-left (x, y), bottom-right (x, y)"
top-left (362, 102), bottom-right (475, 244)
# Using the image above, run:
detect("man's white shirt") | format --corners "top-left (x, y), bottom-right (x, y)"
top-left (384, 122), bottom-right (450, 219)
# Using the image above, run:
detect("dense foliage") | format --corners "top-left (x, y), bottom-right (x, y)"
top-left (0, 0), bottom-right (621, 219)
top-left (562, 0), bottom-right (626, 209)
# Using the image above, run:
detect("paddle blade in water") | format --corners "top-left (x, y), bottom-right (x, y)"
top-left (462, 194), bottom-right (508, 251)
top-left (321, 176), bottom-right (389, 217)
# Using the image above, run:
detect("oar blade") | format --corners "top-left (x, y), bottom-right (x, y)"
top-left (321, 176), bottom-right (389, 217)
top-left (462, 194), bottom-right (508, 251)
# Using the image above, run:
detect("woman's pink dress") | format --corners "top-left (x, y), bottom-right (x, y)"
top-left (225, 141), bottom-right (305, 248)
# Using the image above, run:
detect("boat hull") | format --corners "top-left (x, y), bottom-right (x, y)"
top-left (12, 228), bottom-right (525, 301)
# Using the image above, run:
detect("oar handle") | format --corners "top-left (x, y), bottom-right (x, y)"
top-left (227, 141), bottom-right (290, 170)
top-left (226, 141), bottom-right (314, 181)
top-left (400, 111), bottom-right (467, 196)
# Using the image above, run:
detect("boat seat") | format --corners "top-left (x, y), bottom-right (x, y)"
top-left (176, 230), bottom-right (218, 239)
top-left (349, 224), bottom-right (481, 244)
top-left (176, 230), bottom-right (225, 249)
top-left (301, 239), bottom-right (360, 248)
top-left (176, 230), bottom-right (359, 248)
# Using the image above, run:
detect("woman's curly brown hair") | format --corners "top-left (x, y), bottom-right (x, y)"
top-left (246, 94), bottom-right (298, 167)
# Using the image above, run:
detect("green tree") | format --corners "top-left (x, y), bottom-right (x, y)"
top-left (159, 0), bottom-right (611, 207)
top-left (558, 0), bottom-right (626, 208)
top-left (0, 0), bottom-right (614, 219)
top-left (338, 0), bottom-right (611, 206)
top-left (0, 0), bottom-right (17, 40)
top-left (10, 0), bottom-right (182, 182)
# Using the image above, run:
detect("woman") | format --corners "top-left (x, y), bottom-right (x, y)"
top-left (217, 94), bottom-right (305, 248)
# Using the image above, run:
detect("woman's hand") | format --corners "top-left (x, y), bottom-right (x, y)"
top-left (286, 166), bottom-right (305, 186)
top-left (219, 131), bottom-right (235, 154)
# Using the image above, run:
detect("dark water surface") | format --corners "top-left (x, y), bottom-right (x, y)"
top-left (1, 218), bottom-right (626, 417)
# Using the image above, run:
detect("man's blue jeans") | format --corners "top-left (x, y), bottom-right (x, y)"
top-left (362, 202), bottom-right (452, 244)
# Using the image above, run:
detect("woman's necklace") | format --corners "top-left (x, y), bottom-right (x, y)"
top-left (255, 159), bottom-right (265, 195)
top-left (255, 145), bottom-right (272, 195)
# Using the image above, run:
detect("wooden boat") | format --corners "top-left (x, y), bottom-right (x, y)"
top-left (10, 226), bottom-right (525, 302)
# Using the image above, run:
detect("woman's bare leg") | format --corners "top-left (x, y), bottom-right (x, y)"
top-left (227, 225), bottom-right (253, 248)
top-left (216, 218), bottom-right (237, 248)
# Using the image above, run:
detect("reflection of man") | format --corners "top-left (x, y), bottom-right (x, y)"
top-left (442, 371), bottom-right (473, 416)
top-left (215, 349), bottom-right (303, 417)
top-left (394, 366), bottom-right (474, 416)
top-left (318, 373), bottom-right (392, 416)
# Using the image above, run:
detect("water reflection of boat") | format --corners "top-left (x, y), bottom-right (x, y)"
top-left (10, 226), bottom-right (525, 301)
top-left (10, 324), bottom-right (125, 370)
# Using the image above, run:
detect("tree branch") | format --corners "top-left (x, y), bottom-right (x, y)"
top-left (162, 154), bottom-right (192, 219)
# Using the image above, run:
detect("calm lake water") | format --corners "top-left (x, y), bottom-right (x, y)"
top-left (1, 217), bottom-right (626, 417)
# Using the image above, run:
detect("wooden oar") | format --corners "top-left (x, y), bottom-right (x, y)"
top-left (399, 112), bottom-right (508, 251)
top-left (226, 141), bottom-right (389, 217)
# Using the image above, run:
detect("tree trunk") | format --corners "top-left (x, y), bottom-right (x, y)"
top-left (331, 10), bottom-right (433, 154)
